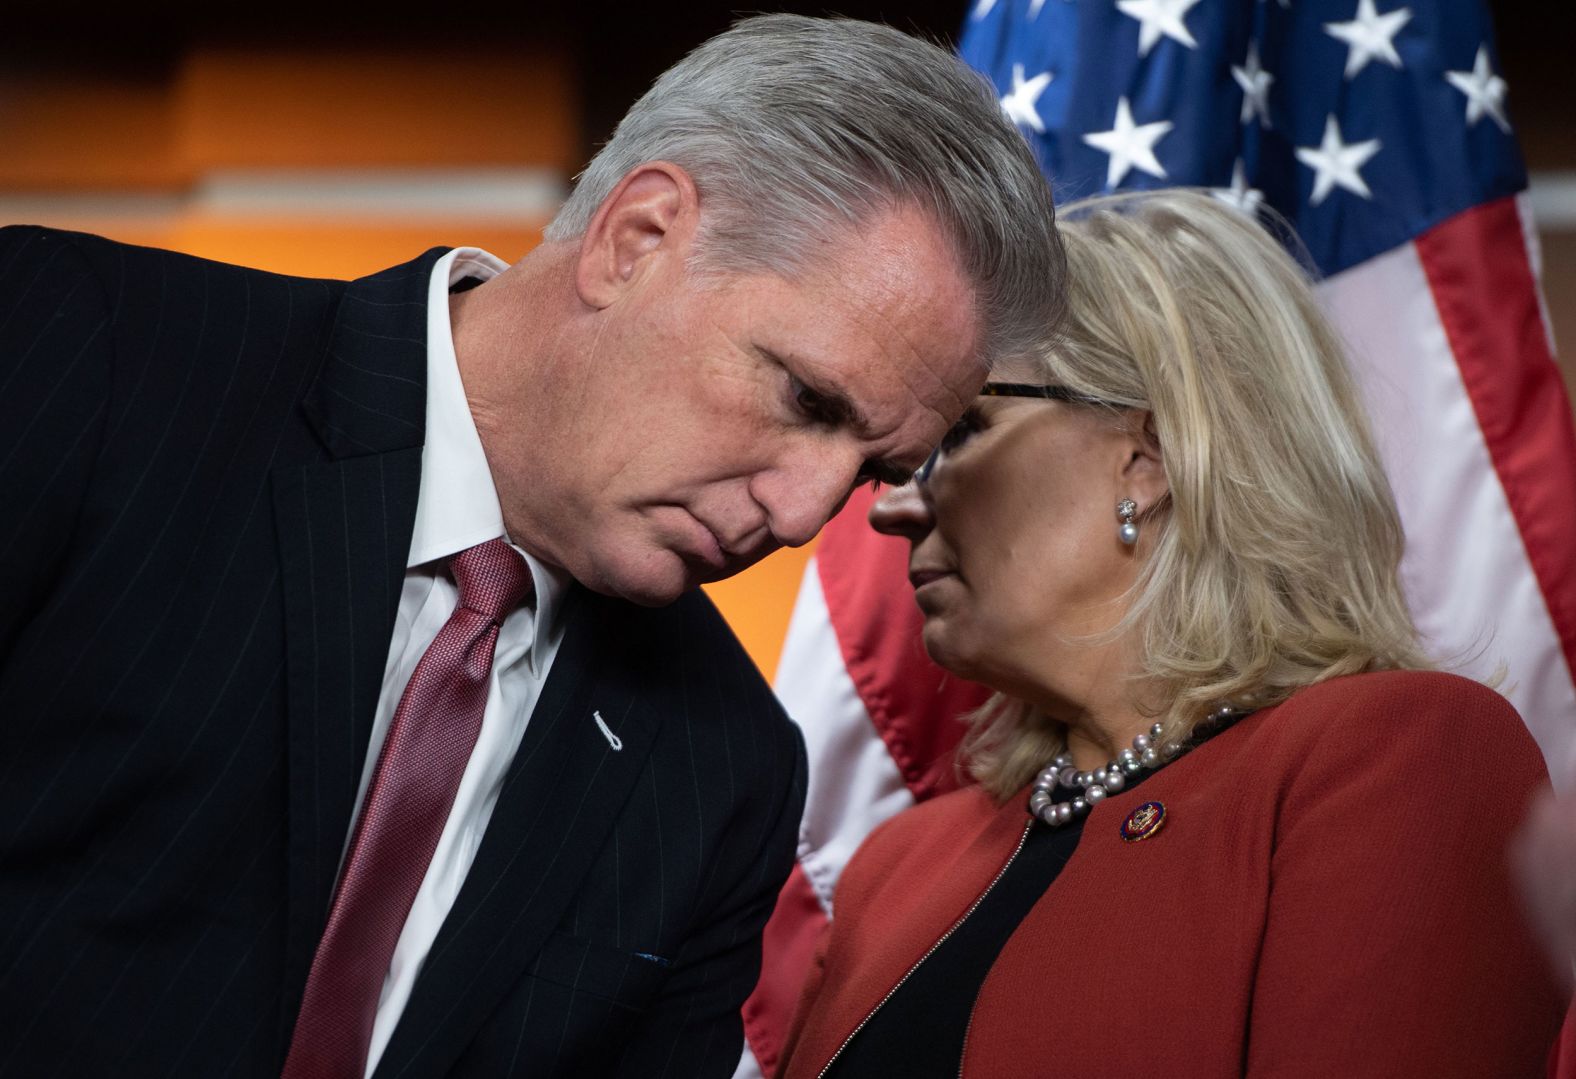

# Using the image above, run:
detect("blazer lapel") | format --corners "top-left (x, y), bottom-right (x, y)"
top-left (272, 249), bottom-right (449, 1021)
top-left (374, 589), bottom-right (668, 1079)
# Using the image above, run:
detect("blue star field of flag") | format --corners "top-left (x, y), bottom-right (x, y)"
top-left (958, 0), bottom-right (1528, 277)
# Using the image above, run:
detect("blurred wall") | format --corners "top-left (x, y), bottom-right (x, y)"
top-left (2, 2), bottom-right (1569, 681)
top-left (0, 45), bottom-right (571, 271)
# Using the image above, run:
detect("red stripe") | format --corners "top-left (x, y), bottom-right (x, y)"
top-left (815, 485), bottom-right (989, 800)
top-left (742, 864), bottom-right (827, 1077)
top-left (1414, 197), bottom-right (1576, 692)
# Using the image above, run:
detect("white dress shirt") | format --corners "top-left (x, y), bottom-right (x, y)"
top-left (347, 247), bottom-right (570, 1077)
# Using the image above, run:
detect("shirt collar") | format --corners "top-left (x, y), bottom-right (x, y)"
top-left (408, 246), bottom-right (570, 656)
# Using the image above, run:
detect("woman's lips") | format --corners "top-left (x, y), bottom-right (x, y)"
top-left (909, 568), bottom-right (954, 590)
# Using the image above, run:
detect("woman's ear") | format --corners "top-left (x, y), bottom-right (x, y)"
top-left (1120, 409), bottom-right (1169, 514)
top-left (573, 162), bottom-right (700, 310)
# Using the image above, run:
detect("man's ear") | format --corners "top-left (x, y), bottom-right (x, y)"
top-left (574, 162), bottom-right (699, 310)
top-left (1120, 409), bottom-right (1169, 514)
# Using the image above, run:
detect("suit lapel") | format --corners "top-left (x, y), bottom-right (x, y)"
top-left (273, 249), bottom-right (449, 1020)
top-left (375, 590), bottom-right (669, 1079)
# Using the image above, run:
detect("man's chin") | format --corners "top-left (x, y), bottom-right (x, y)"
top-left (585, 553), bottom-right (703, 608)
top-left (583, 545), bottom-right (768, 607)
top-left (586, 572), bottom-right (687, 608)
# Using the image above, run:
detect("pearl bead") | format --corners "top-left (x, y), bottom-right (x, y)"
top-left (1119, 522), bottom-right (1139, 545)
top-left (1026, 706), bottom-right (1255, 828)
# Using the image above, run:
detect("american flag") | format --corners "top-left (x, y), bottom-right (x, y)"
top-left (737, 1), bottom-right (1576, 1075)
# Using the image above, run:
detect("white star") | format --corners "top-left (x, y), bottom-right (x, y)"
top-left (1324, 0), bottom-right (1412, 79)
top-left (1445, 44), bottom-right (1510, 133)
top-left (999, 64), bottom-right (1054, 134)
top-left (1231, 41), bottom-right (1275, 127)
top-left (1295, 114), bottom-right (1382, 206)
top-left (1213, 159), bottom-right (1265, 216)
top-left (1029, 0), bottom-right (1049, 17)
top-left (971, 0), bottom-right (1000, 19)
top-left (1116, 0), bottom-right (1203, 58)
top-left (1083, 97), bottom-right (1174, 188)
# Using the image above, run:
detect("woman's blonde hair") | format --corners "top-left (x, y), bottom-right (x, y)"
top-left (964, 189), bottom-right (1431, 799)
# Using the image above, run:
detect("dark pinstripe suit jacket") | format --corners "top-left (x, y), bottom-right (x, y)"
top-left (0, 225), bottom-right (807, 1078)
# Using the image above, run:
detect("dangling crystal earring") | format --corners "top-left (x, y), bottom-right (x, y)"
top-left (1117, 498), bottom-right (1139, 545)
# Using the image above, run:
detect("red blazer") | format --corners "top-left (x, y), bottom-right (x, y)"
top-left (781, 671), bottom-right (1566, 1078)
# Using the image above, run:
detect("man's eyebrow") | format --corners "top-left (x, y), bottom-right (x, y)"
top-left (762, 346), bottom-right (871, 435)
top-left (863, 459), bottom-right (915, 487)
top-left (760, 346), bottom-right (915, 483)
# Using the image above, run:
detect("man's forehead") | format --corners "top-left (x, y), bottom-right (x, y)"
top-left (804, 205), bottom-right (978, 320)
top-left (797, 216), bottom-right (983, 400)
top-left (793, 307), bottom-right (981, 430)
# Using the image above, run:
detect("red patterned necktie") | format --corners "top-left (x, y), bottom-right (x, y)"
top-left (281, 538), bottom-right (534, 1079)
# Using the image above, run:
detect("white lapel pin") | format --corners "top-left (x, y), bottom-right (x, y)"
top-left (593, 710), bottom-right (624, 751)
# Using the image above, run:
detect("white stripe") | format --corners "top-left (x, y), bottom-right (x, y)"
top-left (1321, 242), bottom-right (1576, 784)
top-left (774, 558), bottom-right (915, 913)
top-left (732, 1046), bottom-right (767, 1079)
top-left (0, 193), bottom-right (188, 223)
top-left (0, 167), bottom-right (566, 226)
top-left (1529, 171), bottom-right (1576, 231)
top-left (195, 167), bottom-right (565, 219)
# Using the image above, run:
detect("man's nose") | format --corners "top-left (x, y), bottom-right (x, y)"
top-left (755, 450), bottom-right (867, 548)
top-left (868, 479), bottom-right (933, 541)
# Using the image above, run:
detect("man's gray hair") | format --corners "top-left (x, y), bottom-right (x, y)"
top-left (544, 14), bottom-right (1065, 367)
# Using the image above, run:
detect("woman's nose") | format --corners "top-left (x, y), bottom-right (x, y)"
top-left (868, 479), bottom-right (934, 540)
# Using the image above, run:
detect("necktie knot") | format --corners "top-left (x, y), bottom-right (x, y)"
top-left (450, 538), bottom-right (533, 621)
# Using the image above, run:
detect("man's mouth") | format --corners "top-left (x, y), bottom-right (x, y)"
top-left (682, 513), bottom-right (729, 571)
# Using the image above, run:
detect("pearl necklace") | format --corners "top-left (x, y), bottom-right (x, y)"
top-left (1026, 706), bottom-right (1240, 828)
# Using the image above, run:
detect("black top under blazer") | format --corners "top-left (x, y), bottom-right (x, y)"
top-left (0, 225), bottom-right (807, 1078)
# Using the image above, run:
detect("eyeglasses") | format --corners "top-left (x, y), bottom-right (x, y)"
top-left (914, 382), bottom-right (1113, 487)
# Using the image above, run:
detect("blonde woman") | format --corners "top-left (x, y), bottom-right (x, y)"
top-left (779, 191), bottom-right (1564, 1078)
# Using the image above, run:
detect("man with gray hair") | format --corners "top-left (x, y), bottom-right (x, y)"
top-left (0, 14), bottom-right (1061, 1078)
